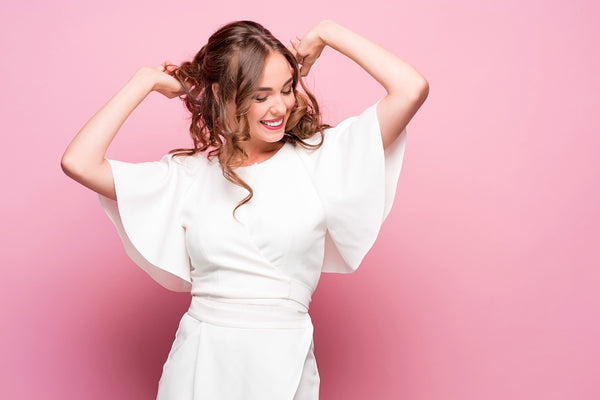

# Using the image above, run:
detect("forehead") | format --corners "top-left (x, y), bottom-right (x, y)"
top-left (258, 52), bottom-right (293, 86)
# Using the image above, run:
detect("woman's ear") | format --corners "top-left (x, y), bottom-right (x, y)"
top-left (211, 83), bottom-right (219, 103)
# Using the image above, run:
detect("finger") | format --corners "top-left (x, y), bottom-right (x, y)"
top-left (300, 63), bottom-right (312, 77)
top-left (288, 40), bottom-right (299, 57)
top-left (290, 39), bottom-right (302, 56)
top-left (161, 61), bottom-right (178, 73)
top-left (290, 40), bottom-right (305, 65)
top-left (287, 48), bottom-right (304, 69)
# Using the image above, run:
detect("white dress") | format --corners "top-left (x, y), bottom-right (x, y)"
top-left (99, 102), bottom-right (407, 399)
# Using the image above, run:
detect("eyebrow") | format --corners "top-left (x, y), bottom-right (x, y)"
top-left (255, 77), bottom-right (294, 92)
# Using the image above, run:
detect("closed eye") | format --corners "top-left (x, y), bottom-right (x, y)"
top-left (254, 77), bottom-right (294, 101)
top-left (253, 86), bottom-right (293, 102)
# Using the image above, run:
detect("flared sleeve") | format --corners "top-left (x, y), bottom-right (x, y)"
top-left (300, 101), bottom-right (408, 273)
top-left (98, 154), bottom-right (203, 291)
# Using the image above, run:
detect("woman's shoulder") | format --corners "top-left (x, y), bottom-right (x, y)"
top-left (294, 102), bottom-right (381, 150)
top-left (326, 102), bottom-right (380, 135)
top-left (164, 151), bottom-right (212, 174)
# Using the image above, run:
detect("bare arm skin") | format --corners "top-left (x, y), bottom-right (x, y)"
top-left (291, 20), bottom-right (429, 149)
top-left (61, 65), bottom-right (183, 199)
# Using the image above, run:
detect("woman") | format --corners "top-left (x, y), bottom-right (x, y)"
top-left (62, 19), bottom-right (428, 400)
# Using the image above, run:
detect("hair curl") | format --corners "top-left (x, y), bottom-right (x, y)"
top-left (170, 20), bottom-right (329, 215)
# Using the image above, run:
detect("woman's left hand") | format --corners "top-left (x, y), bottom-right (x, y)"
top-left (290, 22), bottom-right (327, 76)
top-left (291, 20), bottom-right (429, 150)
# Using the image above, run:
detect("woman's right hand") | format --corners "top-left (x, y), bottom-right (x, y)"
top-left (62, 63), bottom-right (184, 199)
top-left (139, 63), bottom-right (185, 99)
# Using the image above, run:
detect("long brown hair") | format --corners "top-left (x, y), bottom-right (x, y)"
top-left (171, 21), bottom-right (328, 215)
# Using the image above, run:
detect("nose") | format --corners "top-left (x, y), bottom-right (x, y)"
top-left (270, 94), bottom-right (287, 116)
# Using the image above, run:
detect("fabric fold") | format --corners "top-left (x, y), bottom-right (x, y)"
top-left (298, 101), bottom-right (408, 273)
top-left (157, 299), bottom-right (315, 399)
top-left (99, 154), bottom-right (205, 291)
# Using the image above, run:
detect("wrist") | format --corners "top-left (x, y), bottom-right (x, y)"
top-left (315, 19), bottom-right (342, 48)
top-left (130, 67), bottom-right (159, 94)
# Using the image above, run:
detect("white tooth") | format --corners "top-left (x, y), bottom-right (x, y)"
top-left (263, 119), bottom-right (283, 127)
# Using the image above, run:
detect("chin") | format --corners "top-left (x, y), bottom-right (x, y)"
top-left (255, 128), bottom-right (286, 144)
top-left (271, 132), bottom-right (286, 142)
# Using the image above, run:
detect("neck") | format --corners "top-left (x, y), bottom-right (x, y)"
top-left (241, 140), bottom-right (285, 166)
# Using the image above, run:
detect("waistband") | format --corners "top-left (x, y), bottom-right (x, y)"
top-left (187, 296), bottom-right (311, 329)
top-left (190, 278), bottom-right (313, 312)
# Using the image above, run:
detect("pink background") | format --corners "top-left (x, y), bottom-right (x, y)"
top-left (1, 0), bottom-right (599, 399)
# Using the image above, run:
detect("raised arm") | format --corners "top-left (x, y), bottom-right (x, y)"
top-left (291, 20), bottom-right (429, 149)
top-left (61, 65), bottom-right (183, 200)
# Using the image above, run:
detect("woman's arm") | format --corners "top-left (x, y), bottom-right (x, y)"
top-left (291, 20), bottom-right (429, 149)
top-left (61, 65), bottom-right (183, 200)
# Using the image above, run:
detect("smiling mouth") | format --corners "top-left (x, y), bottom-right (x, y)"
top-left (260, 118), bottom-right (284, 130)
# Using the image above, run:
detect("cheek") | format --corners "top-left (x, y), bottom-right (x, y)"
top-left (285, 96), bottom-right (297, 112)
top-left (248, 104), bottom-right (266, 123)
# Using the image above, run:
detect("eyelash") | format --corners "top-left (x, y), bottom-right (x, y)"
top-left (254, 88), bottom-right (293, 102)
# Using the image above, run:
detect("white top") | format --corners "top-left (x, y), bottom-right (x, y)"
top-left (99, 101), bottom-right (407, 399)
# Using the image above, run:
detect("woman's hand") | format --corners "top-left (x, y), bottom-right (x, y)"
top-left (62, 62), bottom-right (185, 199)
top-left (293, 20), bottom-right (428, 149)
top-left (290, 22), bottom-right (328, 76)
top-left (149, 63), bottom-right (185, 98)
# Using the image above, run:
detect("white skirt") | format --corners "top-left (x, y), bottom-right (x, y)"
top-left (156, 297), bottom-right (320, 400)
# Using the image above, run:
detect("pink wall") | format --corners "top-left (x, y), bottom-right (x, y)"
top-left (2, 0), bottom-right (599, 399)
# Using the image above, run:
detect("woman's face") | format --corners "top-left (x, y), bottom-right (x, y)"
top-left (245, 51), bottom-right (296, 151)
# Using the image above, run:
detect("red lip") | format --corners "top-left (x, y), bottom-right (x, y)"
top-left (260, 117), bottom-right (284, 131)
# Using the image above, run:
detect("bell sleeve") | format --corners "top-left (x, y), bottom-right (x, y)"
top-left (98, 154), bottom-right (202, 291)
top-left (304, 101), bottom-right (408, 274)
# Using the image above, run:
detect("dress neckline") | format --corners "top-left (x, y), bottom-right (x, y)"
top-left (235, 141), bottom-right (288, 170)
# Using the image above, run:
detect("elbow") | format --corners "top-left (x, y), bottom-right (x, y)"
top-left (61, 151), bottom-right (86, 181)
top-left (61, 149), bottom-right (71, 173)
top-left (60, 150), bottom-right (114, 198)
top-left (61, 152), bottom-right (77, 179)
top-left (390, 76), bottom-right (429, 109)
top-left (410, 77), bottom-right (429, 106)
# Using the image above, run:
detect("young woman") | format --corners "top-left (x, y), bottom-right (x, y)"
top-left (62, 19), bottom-right (428, 400)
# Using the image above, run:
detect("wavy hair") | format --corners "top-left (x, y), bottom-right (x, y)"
top-left (170, 21), bottom-right (329, 215)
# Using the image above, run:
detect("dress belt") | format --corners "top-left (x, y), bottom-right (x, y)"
top-left (286, 279), bottom-right (313, 310)
top-left (190, 277), bottom-right (313, 312)
top-left (187, 296), bottom-right (311, 329)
